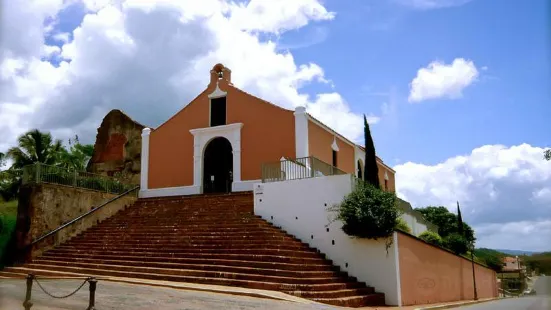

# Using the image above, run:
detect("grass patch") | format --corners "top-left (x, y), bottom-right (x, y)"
top-left (0, 200), bottom-right (17, 268)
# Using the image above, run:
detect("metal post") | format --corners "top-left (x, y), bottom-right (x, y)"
top-left (23, 274), bottom-right (34, 310)
top-left (34, 163), bottom-right (40, 184)
top-left (471, 245), bottom-right (478, 300)
top-left (86, 277), bottom-right (97, 310)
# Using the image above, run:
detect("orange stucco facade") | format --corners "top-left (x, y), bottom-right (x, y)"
top-left (397, 233), bottom-right (498, 306)
top-left (308, 120), bottom-right (355, 174)
top-left (148, 67), bottom-right (295, 189)
top-left (146, 64), bottom-right (396, 193)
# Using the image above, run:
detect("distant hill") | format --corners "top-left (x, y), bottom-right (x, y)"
top-left (493, 249), bottom-right (538, 256)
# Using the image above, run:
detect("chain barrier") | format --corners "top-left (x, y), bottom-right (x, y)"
top-left (23, 274), bottom-right (98, 310)
top-left (34, 277), bottom-right (89, 299)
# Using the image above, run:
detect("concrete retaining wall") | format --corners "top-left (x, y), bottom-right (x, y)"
top-left (15, 183), bottom-right (136, 260)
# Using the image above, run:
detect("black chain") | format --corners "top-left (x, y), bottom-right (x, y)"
top-left (34, 277), bottom-right (89, 299)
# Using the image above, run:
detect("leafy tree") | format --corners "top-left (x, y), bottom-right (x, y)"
top-left (6, 129), bottom-right (64, 168)
top-left (419, 231), bottom-right (443, 247)
top-left (332, 181), bottom-right (398, 240)
top-left (444, 233), bottom-right (469, 255)
top-left (363, 115), bottom-right (380, 188)
top-left (59, 135), bottom-right (94, 170)
top-left (415, 206), bottom-right (476, 244)
top-left (524, 252), bottom-right (551, 275)
top-left (0, 152), bottom-right (5, 168)
top-left (0, 170), bottom-right (21, 201)
top-left (395, 217), bottom-right (412, 234)
top-left (474, 248), bottom-right (505, 272)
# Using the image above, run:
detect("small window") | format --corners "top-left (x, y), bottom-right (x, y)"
top-left (332, 150), bottom-right (338, 167)
top-left (210, 97), bottom-right (226, 126)
top-left (384, 179), bottom-right (388, 191)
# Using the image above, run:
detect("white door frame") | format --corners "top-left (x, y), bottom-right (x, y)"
top-left (190, 123), bottom-right (244, 193)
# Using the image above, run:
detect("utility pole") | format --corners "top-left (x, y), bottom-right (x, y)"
top-left (471, 243), bottom-right (478, 300)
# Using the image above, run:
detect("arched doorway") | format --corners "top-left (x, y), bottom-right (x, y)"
top-left (203, 137), bottom-right (233, 193)
top-left (357, 160), bottom-right (363, 180)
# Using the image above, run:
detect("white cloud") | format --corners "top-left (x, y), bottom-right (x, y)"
top-left (395, 0), bottom-right (473, 10)
top-left (475, 220), bottom-right (551, 252)
top-left (0, 0), bottom-right (372, 151)
top-left (394, 144), bottom-right (551, 251)
top-left (408, 58), bottom-right (479, 103)
top-left (228, 0), bottom-right (335, 34)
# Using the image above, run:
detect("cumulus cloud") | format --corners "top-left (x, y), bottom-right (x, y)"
top-left (408, 58), bottom-right (479, 103)
top-left (0, 0), bottom-right (369, 150)
top-left (394, 144), bottom-right (551, 251)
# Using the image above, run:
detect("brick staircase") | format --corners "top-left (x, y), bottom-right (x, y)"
top-left (1, 192), bottom-right (385, 307)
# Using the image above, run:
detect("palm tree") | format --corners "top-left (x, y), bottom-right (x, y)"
top-left (59, 135), bottom-right (94, 170)
top-left (6, 129), bottom-right (64, 168)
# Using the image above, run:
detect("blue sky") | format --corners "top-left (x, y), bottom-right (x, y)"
top-left (283, 0), bottom-right (550, 165)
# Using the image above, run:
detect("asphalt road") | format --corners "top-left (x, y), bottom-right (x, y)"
top-left (461, 276), bottom-right (551, 310)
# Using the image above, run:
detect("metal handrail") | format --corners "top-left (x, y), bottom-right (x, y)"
top-left (31, 186), bottom-right (139, 246)
top-left (261, 156), bottom-right (345, 183)
top-left (21, 163), bottom-right (137, 195)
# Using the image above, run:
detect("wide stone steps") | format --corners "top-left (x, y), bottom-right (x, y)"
top-left (54, 243), bottom-right (312, 251)
top-left (49, 246), bottom-right (322, 258)
top-left (21, 262), bottom-right (349, 285)
top-left (40, 253), bottom-right (336, 271)
top-left (32, 257), bottom-right (346, 278)
top-left (42, 250), bottom-right (329, 265)
top-left (7, 192), bottom-right (386, 307)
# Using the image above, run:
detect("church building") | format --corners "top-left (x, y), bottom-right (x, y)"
top-left (139, 64), bottom-right (395, 198)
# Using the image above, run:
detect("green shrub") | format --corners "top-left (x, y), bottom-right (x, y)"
top-left (395, 218), bottom-right (412, 234)
top-left (419, 230), bottom-right (443, 247)
top-left (0, 200), bottom-right (17, 268)
top-left (332, 181), bottom-right (399, 240)
top-left (444, 233), bottom-right (469, 254)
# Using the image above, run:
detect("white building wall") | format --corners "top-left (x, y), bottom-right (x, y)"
top-left (400, 212), bottom-right (429, 236)
top-left (253, 174), bottom-right (402, 306)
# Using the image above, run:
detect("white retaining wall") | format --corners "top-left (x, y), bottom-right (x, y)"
top-left (253, 174), bottom-right (402, 306)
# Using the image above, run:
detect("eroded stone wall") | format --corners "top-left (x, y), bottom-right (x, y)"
top-left (15, 183), bottom-right (136, 260)
top-left (87, 109), bottom-right (146, 185)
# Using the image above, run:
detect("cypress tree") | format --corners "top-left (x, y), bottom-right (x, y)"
top-left (363, 115), bottom-right (380, 188)
top-left (457, 201), bottom-right (464, 237)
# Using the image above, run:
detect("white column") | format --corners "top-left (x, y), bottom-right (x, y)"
top-left (193, 137), bottom-right (202, 188)
top-left (232, 132), bottom-right (242, 183)
top-left (294, 106), bottom-right (309, 158)
top-left (140, 128), bottom-right (151, 190)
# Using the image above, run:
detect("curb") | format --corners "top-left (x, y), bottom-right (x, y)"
top-left (414, 297), bottom-right (504, 310)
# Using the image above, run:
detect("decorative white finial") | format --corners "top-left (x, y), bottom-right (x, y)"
top-left (331, 136), bottom-right (339, 152)
top-left (208, 81), bottom-right (227, 99)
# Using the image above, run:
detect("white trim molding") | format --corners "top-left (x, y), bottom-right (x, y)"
top-left (190, 123), bottom-right (244, 193)
top-left (294, 106), bottom-right (309, 158)
top-left (232, 179), bottom-right (261, 192)
top-left (140, 185), bottom-right (200, 198)
top-left (306, 113), bottom-right (356, 149)
top-left (140, 128), bottom-right (151, 191)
